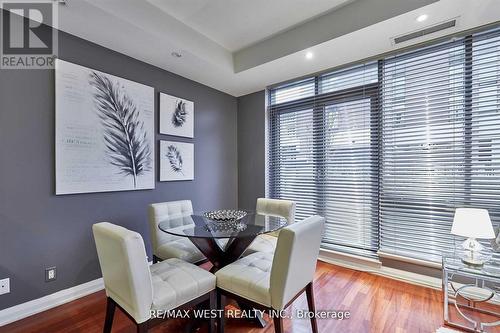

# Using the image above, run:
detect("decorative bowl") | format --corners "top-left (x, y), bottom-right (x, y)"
top-left (203, 209), bottom-right (247, 222)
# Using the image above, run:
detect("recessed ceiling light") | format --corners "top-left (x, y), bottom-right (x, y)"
top-left (305, 51), bottom-right (314, 60)
top-left (416, 14), bottom-right (428, 22)
top-left (171, 51), bottom-right (182, 58)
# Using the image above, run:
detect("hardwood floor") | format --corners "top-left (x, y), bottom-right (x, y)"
top-left (1, 261), bottom-right (498, 333)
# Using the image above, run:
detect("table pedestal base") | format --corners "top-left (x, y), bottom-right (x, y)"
top-left (188, 235), bottom-right (257, 272)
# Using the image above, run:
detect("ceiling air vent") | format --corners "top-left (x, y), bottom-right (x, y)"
top-left (393, 19), bottom-right (457, 45)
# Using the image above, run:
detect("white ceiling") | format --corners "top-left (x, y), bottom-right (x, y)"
top-left (53, 0), bottom-right (500, 97)
top-left (146, 0), bottom-right (352, 51)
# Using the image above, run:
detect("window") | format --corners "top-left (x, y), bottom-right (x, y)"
top-left (267, 27), bottom-right (500, 263)
top-left (270, 78), bottom-right (315, 105)
top-left (270, 107), bottom-right (317, 221)
top-left (322, 95), bottom-right (379, 256)
top-left (379, 41), bottom-right (466, 261)
top-left (269, 63), bottom-right (380, 258)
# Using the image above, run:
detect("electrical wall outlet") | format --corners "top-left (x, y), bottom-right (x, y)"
top-left (45, 267), bottom-right (57, 282)
top-left (0, 278), bottom-right (10, 295)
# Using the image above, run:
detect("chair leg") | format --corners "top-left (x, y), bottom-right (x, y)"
top-left (305, 282), bottom-right (318, 333)
top-left (209, 290), bottom-right (216, 333)
top-left (103, 297), bottom-right (116, 333)
top-left (273, 317), bottom-right (284, 333)
top-left (136, 322), bottom-right (148, 333)
top-left (217, 291), bottom-right (225, 333)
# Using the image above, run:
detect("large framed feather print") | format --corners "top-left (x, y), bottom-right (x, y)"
top-left (159, 93), bottom-right (194, 138)
top-left (55, 59), bottom-right (155, 195)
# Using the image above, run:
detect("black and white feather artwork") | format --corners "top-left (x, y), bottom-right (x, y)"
top-left (166, 144), bottom-right (183, 174)
top-left (160, 140), bottom-right (194, 181)
top-left (172, 100), bottom-right (188, 127)
top-left (55, 59), bottom-right (154, 195)
top-left (89, 71), bottom-right (152, 188)
top-left (160, 93), bottom-right (194, 138)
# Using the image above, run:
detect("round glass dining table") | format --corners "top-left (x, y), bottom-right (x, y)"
top-left (158, 212), bottom-right (287, 272)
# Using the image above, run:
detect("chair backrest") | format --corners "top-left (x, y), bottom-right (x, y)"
top-left (148, 200), bottom-right (193, 253)
top-left (93, 222), bottom-right (153, 324)
top-left (269, 215), bottom-right (325, 310)
top-left (256, 198), bottom-right (296, 224)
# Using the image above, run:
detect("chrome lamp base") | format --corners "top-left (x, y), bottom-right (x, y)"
top-left (458, 238), bottom-right (491, 267)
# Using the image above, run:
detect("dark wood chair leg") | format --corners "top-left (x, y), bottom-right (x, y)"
top-left (217, 292), bottom-right (225, 333)
top-left (238, 301), bottom-right (267, 327)
top-left (103, 297), bottom-right (116, 333)
top-left (305, 282), bottom-right (318, 333)
top-left (209, 291), bottom-right (216, 333)
top-left (136, 322), bottom-right (148, 333)
top-left (273, 317), bottom-right (284, 333)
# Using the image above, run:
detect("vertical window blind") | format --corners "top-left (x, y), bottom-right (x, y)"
top-left (379, 40), bottom-right (466, 261)
top-left (267, 26), bottom-right (500, 263)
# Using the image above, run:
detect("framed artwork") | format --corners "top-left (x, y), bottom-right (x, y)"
top-left (55, 59), bottom-right (155, 195)
top-left (159, 93), bottom-right (194, 138)
top-left (160, 140), bottom-right (194, 181)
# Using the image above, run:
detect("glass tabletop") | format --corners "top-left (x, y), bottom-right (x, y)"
top-left (443, 254), bottom-right (500, 281)
top-left (158, 212), bottom-right (288, 239)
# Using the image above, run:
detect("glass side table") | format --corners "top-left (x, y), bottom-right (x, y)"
top-left (443, 254), bottom-right (500, 332)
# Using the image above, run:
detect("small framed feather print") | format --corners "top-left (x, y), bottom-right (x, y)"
top-left (160, 140), bottom-right (194, 181)
top-left (159, 93), bottom-right (194, 138)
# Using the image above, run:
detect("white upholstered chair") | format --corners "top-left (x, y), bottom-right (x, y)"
top-left (244, 198), bottom-right (296, 255)
top-left (215, 215), bottom-right (325, 333)
top-left (148, 200), bottom-right (205, 264)
top-left (93, 222), bottom-right (216, 333)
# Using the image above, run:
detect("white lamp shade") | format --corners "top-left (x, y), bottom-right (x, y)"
top-left (451, 208), bottom-right (495, 239)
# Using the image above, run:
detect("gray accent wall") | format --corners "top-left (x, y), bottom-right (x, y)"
top-left (0, 29), bottom-right (237, 310)
top-left (237, 91), bottom-right (266, 210)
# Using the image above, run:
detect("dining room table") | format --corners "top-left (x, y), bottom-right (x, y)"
top-left (158, 210), bottom-right (287, 271)
top-left (158, 210), bottom-right (288, 327)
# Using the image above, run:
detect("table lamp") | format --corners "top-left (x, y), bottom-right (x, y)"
top-left (451, 208), bottom-right (495, 266)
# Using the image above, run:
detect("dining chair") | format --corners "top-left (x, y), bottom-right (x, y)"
top-left (244, 198), bottom-right (296, 255)
top-left (148, 200), bottom-right (205, 264)
top-left (215, 215), bottom-right (325, 333)
top-left (93, 222), bottom-right (216, 333)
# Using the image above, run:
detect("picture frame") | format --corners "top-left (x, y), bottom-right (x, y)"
top-left (55, 59), bottom-right (155, 195)
top-left (159, 140), bottom-right (194, 181)
top-left (159, 92), bottom-right (194, 138)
